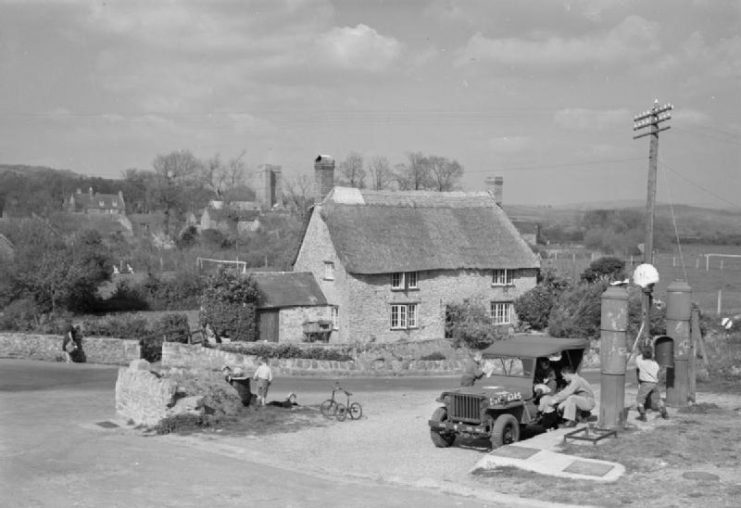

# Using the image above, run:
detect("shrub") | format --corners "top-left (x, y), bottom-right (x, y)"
top-left (514, 285), bottom-right (555, 331)
top-left (445, 299), bottom-right (507, 350)
top-left (580, 256), bottom-right (626, 283)
top-left (548, 281), bottom-right (609, 339)
top-left (200, 269), bottom-right (259, 342)
top-left (211, 342), bottom-right (353, 362)
top-left (143, 271), bottom-right (205, 310)
top-left (94, 280), bottom-right (150, 312)
top-left (0, 298), bottom-right (42, 331)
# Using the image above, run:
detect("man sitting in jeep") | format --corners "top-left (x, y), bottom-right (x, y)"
top-left (538, 365), bottom-right (595, 428)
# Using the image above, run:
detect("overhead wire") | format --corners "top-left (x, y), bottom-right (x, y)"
top-left (660, 155), bottom-right (689, 282)
top-left (658, 159), bottom-right (741, 210)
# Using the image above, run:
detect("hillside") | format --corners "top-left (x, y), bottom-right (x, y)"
top-left (506, 203), bottom-right (741, 238)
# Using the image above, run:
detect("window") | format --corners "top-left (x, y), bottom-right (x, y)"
top-left (490, 301), bottom-right (513, 325)
top-left (331, 306), bottom-right (339, 330)
top-left (391, 271), bottom-right (419, 290)
top-left (391, 303), bottom-right (418, 330)
top-left (324, 261), bottom-right (335, 280)
top-left (407, 271), bottom-right (418, 289)
top-left (492, 269), bottom-right (514, 286)
top-left (391, 272), bottom-right (404, 289)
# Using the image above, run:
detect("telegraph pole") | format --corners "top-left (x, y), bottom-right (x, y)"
top-left (633, 100), bottom-right (673, 344)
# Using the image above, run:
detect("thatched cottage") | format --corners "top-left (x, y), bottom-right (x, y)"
top-left (292, 155), bottom-right (540, 343)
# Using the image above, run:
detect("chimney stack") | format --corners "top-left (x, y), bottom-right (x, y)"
top-left (485, 176), bottom-right (504, 206)
top-left (314, 154), bottom-right (335, 204)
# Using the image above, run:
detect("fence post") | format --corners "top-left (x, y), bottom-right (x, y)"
top-left (717, 289), bottom-right (722, 315)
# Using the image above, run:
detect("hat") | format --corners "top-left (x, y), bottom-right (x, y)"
top-left (230, 367), bottom-right (248, 379)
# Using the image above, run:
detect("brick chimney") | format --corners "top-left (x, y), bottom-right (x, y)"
top-left (314, 154), bottom-right (335, 203)
top-left (485, 176), bottom-right (503, 207)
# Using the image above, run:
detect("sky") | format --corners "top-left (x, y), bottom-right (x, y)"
top-left (0, 0), bottom-right (739, 207)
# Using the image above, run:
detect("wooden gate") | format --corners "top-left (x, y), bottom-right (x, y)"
top-left (258, 310), bottom-right (279, 342)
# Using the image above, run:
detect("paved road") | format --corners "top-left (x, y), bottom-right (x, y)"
top-left (0, 360), bottom-right (534, 508)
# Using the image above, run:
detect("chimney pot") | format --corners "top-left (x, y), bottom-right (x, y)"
top-left (314, 154), bottom-right (335, 203)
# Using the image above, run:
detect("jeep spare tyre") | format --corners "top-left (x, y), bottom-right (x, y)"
top-left (429, 407), bottom-right (456, 448)
top-left (491, 413), bottom-right (520, 448)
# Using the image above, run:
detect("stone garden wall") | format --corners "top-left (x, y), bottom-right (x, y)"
top-left (0, 332), bottom-right (140, 365)
top-left (162, 342), bottom-right (466, 376)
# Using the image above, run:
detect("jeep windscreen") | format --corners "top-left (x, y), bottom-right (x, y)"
top-left (483, 357), bottom-right (534, 378)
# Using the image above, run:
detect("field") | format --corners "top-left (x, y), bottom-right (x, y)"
top-left (543, 244), bottom-right (741, 316)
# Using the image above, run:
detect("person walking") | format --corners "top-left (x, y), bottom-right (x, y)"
top-left (253, 357), bottom-right (273, 406)
top-left (635, 346), bottom-right (669, 421)
top-left (62, 322), bottom-right (84, 363)
top-left (460, 351), bottom-right (487, 387)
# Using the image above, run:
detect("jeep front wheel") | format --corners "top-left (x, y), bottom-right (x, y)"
top-left (490, 414), bottom-right (520, 448)
top-left (430, 407), bottom-right (456, 448)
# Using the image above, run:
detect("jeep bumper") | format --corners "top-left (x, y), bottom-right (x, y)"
top-left (428, 419), bottom-right (488, 436)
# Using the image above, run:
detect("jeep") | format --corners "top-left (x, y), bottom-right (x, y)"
top-left (428, 335), bottom-right (590, 449)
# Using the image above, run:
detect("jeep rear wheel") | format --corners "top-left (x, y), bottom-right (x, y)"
top-left (430, 407), bottom-right (456, 448)
top-left (490, 414), bottom-right (520, 448)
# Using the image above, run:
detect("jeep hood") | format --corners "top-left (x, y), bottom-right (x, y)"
top-left (446, 375), bottom-right (534, 399)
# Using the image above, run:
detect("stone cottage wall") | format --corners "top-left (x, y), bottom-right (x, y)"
top-left (345, 268), bottom-right (538, 343)
top-left (278, 306), bottom-right (333, 343)
top-left (0, 332), bottom-right (140, 365)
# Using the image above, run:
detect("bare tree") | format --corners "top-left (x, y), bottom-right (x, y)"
top-left (337, 152), bottom-right (366, 188)
top-left (282, 174), bottom-right (314, 219)
top-left (395, 152), bottom-right (431, 190)
top-left (428, 155), bottom-right (464, 191)
top-left (367, 156), bottom-right (392, 190)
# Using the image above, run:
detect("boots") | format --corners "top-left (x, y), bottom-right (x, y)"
top-left (636, 407), bottom-right (647, 422)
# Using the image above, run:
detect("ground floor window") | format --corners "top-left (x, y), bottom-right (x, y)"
top-left (391, 303), bottom-right (418, 330)
top-left (490, 301), bottom-right (513, 325)
top-left (331, 306), bottom-right (339, 330)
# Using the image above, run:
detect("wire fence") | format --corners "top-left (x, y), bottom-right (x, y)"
top-left (541, 249), bottom-right (741, 316)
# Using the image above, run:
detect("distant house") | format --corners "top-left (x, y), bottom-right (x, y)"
top-left (251, 271), bottom-right (333, 343)
top-left (67, 188), bottom-right (126, 215)
top-left (200, 206), bottom-right (261, 235)
top-left (292, 156), bottom-right (541, 343)
top-left (0, 233), bottom-right (14, 260)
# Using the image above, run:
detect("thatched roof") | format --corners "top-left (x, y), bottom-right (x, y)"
top-left (317, 187), bottom-right (540, 274)
top-left (250, 271), bottom-right (327, 309)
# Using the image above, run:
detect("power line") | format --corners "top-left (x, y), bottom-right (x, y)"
top-left (466, 156), bottom-right (645, 174)
top-left (658, 158), bottom-right (741, 209)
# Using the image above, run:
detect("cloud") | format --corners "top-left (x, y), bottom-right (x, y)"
top-left (314, 24), bottom-right (402, 72)
top-left (554, 108), bottom-right (631, 130)
top-left (455, 15), bottom-right (660, 69)
top-left (488, 136), bottom-right (530, 153)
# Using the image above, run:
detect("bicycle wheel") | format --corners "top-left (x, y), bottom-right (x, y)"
top-left (320, 399), bottom-right (337, 419)
top-left (349, 402), bottom-right (363, 420)
top-left (336, 403), bottom-right (348, 422)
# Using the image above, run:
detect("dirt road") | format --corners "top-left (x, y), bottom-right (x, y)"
top-left (0, 359), bottom-right (549, 508)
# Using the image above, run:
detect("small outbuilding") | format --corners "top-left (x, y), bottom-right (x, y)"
top-left (251, 271), bottom-right (334, 343)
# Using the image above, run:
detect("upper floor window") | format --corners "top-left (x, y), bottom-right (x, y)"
top-left (391, 271), bottom-right (418, 290)
top-left (492, 269), bottom-right (514, 286)
top-left (324, 261), bottom-right (335, 280)
top-left (490, 301), bottom-right (513, 325)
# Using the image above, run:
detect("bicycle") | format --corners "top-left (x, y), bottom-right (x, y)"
top-left (320, 382), bottom-right (363, 421)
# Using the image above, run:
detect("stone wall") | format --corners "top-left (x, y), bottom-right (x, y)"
top-left (0, 332), bottom-right (140, 365)
top-left (162, 341), bottom-right (465, 376)
top-left (279, 306), bottom-right (333, 343)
